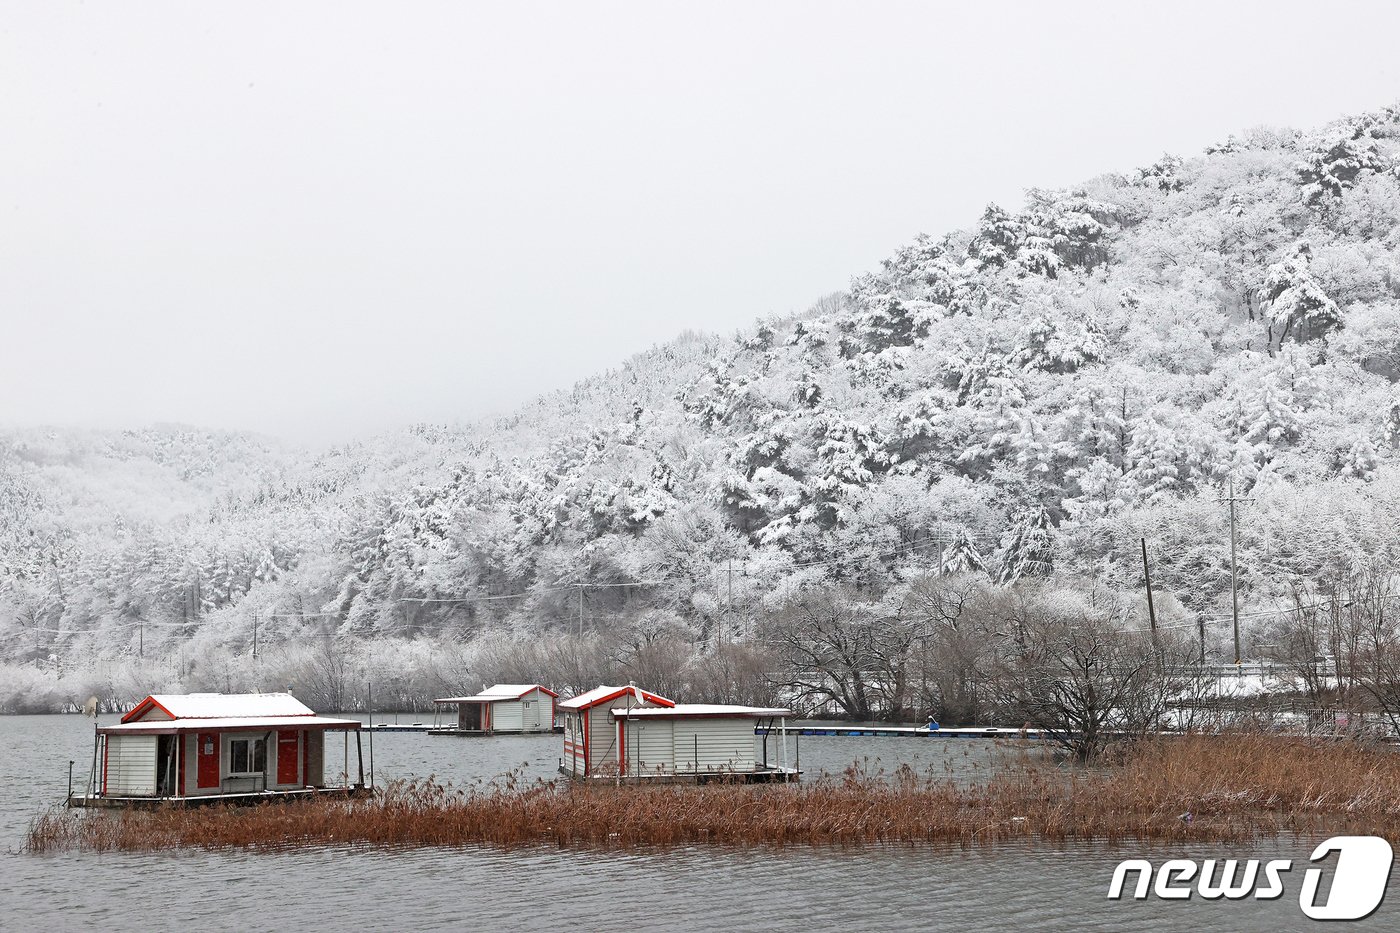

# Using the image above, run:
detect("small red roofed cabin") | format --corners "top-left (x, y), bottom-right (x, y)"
top-left (559, 684), bottom-right (673, 777)
top-left (71, 692), bottom-right (366, 808)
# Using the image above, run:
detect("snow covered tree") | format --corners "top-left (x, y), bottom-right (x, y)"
top-left (1341, 434), bottom-right (1379, 481)
top-left (996, 506), bottom-right (1055, 583)
top-left (970, 203), bottom-right (1023, 270)
top-left (939, 528), bottom-right (989, 577)
top-left (1297, 117), bottom-right (1391, 206)
top-left (1260, 240), bottom-right (1342, 345)
top-left (1134, 153), bottom-right (1186, 192)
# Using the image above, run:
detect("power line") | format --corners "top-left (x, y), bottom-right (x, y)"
top-left (0, 617), bottom-right (192, 638)
top-left (400, 579), bottom-right (667, 604)
top-left (779, 532), bottom-right (991, 573)
top-left (1105, 592), bottom-right (1400, 637)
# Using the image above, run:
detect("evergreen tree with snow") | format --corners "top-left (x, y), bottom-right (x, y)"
top-left (1260, 240), bottom-right (1342, 345)
top-left (996, 506), bottom-right (1055, 583)
top-left (940, 528), bottom-right (989, 577)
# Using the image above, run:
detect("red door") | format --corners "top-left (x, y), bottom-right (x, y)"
top-left (196, 732), bottom-right (220, 789)
top-left (277, 731), bottom-right (300, 785)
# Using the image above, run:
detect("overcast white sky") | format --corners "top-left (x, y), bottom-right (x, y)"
top-left (2, 1), bottom-right (1397, 445)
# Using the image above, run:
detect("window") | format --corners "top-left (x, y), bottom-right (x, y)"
top-left (229, 737), bottom-right (266, 775)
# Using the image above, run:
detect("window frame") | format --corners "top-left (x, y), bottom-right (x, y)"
top-left (227, 735), bottom-right (267, 776)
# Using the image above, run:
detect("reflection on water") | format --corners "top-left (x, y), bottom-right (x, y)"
top-left (4, 714), bottom-right (1395, 931)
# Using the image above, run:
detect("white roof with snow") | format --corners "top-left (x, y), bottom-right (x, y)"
top-left (610, 704), bottom-right (791, 719)
top-left (124, 692), bottom-right (316, 723)
top-left (434, 684), bottom-right (557, 704)
top-left (101, 714), bottom-right (361, 734)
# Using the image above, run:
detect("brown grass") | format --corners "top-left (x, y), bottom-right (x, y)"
top-left (26, 735), bottom-right (1400, 854)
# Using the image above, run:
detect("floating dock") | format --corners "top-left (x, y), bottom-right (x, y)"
top-left (428, 724), bottom-right (565, 736)
top-left (68, 785), bottom-right (373, 809)
top-left (755, 724), bottom-right (1045, 739)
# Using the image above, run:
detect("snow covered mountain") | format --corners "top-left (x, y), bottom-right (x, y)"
top-left (4, 105), bottom-right (1400, 708)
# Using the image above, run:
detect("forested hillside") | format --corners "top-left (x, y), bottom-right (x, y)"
top-left (5, 106), bottom-right (1400, 713)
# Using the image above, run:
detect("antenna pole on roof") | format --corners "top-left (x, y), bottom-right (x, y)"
top-left (88, 722), bottom-right (99, 803)
top-left (620, 686), bottom-right (631, 787)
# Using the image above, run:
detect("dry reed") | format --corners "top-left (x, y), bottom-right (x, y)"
top-left (26, 735), bottom-right (1400, 854)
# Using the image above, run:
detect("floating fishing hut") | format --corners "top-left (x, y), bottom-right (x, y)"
top-left (558, 685), bottom-right (797, 783)
top-left (430, 684), bottom-right (559, 735)
top-left (69, 692), bottom-right (368, 808)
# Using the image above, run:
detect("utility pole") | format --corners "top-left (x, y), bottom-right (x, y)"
top-left (727, 559), bottom-right (733, 643)
top-left (1219, 477), bottom-right (1253, 667)
top-left (1330, 582), bottom-right (1341, 701)
top-left (138, 617), bottom-right (144, 659)
top-left (1140, 537), bottom-right (1158, 643)
top-left (716, 569), bottom-right (723, 644)
top-left (252, 610), bottom-right (258, 659)
top-left (578, 584), bottom-right (584, 637)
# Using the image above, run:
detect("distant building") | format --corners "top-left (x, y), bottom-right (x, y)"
top-left (431, 684), bottom-right (558, 735)
top-left (72, 692), bottom-right (365, 807)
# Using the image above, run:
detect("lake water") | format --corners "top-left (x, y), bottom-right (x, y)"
top-left (4, 714), bottom-right (1395, 931)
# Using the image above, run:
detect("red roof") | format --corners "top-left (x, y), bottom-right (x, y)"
top-left (559, 684), bottom-right (674, 711)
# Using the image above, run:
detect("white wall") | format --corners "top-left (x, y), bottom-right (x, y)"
top-left (492, 700), bottom-right (525, 732)
top-left (565, 711), bottom-right (587, 774)
top-left (673, 719), bottom-right (757, 772)
top-left (519, 691), bottom-right (551, 731)
top-left (105, 734), bottom-right (157, 795)
top-left (623, 718), bottom-right (673, 774)
top-left (587, 704), bottom-right (618, 771)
